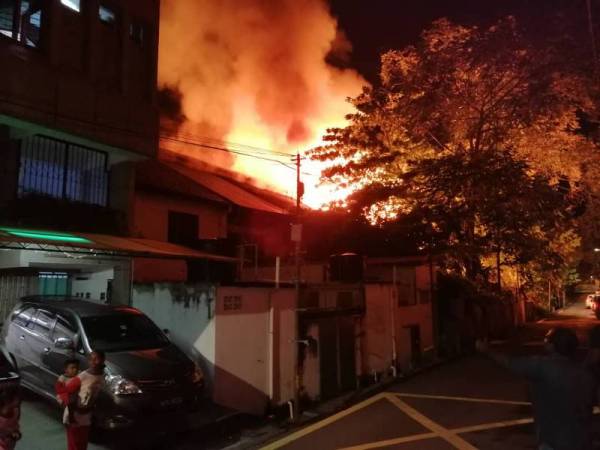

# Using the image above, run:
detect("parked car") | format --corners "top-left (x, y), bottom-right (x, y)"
top-left (0, 296), bottom-right (204, 430)
top-left (587, 294), bottom-right (596, 309)
top-left (592, 296), bottom-right (600, 319)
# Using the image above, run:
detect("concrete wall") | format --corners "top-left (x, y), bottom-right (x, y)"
top-left (131, 283), bottom-right (217, 387)
top-left (363, 282), bottom-right (434, 375)
top-left (132, 284), bottom-right (296, 415)
top-left (133, 191), bottom-right (228, 241)
top-left (214, 287), bottom-right (296, 415)
top-left (0, 0), bottom-right (160, 157)
top-left (71, 268), bottom-right (113, 301)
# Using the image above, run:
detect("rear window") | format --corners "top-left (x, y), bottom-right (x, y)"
top-left (81, 313), bottom-right (168, 352)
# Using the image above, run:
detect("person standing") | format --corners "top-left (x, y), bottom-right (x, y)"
top-left (477, 328), bottom-right (596, 450)
top-left (67, 350), bottom-right (106, 450)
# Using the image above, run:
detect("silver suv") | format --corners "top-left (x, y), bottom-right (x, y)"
top-left (1, 296), bottom-right (204, 430)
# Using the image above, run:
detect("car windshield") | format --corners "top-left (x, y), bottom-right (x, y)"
top-left (81, 313), bottom-right (168, 352)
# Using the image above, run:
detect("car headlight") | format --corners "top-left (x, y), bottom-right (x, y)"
top-left (105, 374), bottom-right (142, 395)
top-left (189, 364), bottom-right (204, 385)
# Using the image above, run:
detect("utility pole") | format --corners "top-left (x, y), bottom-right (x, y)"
top-left (587, 0), bottom-right (599, 77)
top-left (291, 153), bottom-right (303, 421)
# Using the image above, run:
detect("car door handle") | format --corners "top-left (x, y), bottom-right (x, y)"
top-left (19, 335), bottom-right (25, 341)
top-left (43, 347), bottom-right (50, 353)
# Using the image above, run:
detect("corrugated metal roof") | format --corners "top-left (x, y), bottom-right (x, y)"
top-left (164, 163), bottom-right (289, 215)
top-left (0, 227), bottom-right (237, 262)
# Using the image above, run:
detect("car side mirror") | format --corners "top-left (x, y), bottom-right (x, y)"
top-left (55, 337), bottom-right (75, 350)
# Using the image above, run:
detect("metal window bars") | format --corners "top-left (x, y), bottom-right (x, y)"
top-left (17, 135), bottom-right (109, 206)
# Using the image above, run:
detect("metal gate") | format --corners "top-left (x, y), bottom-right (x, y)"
top-left (0, 276), bottom-right (38, 323)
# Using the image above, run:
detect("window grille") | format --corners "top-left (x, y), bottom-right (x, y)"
top-left (18, 135), bottom-right (109, 206)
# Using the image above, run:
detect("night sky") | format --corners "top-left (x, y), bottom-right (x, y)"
top-left (330, 0), bottom-right (589, 82)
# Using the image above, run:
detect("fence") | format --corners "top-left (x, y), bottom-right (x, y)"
top-left (0, 276), bottom-right (38, 323)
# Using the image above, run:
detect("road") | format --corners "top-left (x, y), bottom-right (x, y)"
top-left (260, 299), bottom-right (600, 450)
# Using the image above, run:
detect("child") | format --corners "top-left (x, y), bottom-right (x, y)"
top-left (0, 384), bottom-right (20, 450)
top-left (55, 359), bottom-right (81, 425)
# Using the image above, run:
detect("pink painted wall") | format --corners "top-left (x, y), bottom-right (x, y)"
top-left (133, 191), bottom-right (227, 241)
top-left (132, 257), bottom-right (187, 283)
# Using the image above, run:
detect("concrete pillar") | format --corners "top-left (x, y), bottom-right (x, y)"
top-left (109, 161), bottom-right (135, 234)
top-left (0, 126), bottom-right (19, 209)
top-left (111, 259), bottom-right (131, 306)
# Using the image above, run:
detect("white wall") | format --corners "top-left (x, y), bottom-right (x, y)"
top-left (71, 268), bottom-right (113, 302)
top-left (213, 287), bottom-right (296, 415)
top-left (132, 283), bottom-right (216, 388)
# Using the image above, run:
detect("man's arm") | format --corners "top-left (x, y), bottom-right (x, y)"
top-left (476, 339), bottom-right (543, 379)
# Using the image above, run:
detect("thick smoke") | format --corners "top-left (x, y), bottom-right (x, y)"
top-left (158, 0), bottom-right (366, 198)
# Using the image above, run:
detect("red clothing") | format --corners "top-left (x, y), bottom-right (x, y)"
top-left (66, 425), bottom-right (89, 450)
top-left (55, 376), bottom-right (81, 406)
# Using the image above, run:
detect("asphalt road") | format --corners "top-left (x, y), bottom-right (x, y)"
top-left (260, 299), bottom-right (600, 450)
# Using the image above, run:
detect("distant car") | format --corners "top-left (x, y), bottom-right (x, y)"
top-left (587, 294), bottom-right (596, 309)
top-left (1, 296), bottom-right (204, 430)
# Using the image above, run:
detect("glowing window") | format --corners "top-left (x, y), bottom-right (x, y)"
top-left (99, 4), bottom-right (115, 25)
top-left (60, 0), bottom-right (80, 13)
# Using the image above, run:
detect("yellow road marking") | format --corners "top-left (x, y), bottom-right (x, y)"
top-left (453, 417), bottom-right (534, 434)
top-left (393, 392), bottom-right (531, 406)
top-left (337, 432), bottom-right (438, 450)
top-left (338, 417), bottom-right (536, 450)
top-left (384, 394), bottom-right (478, 450)
top-left (260, 393), bottom-right (388, 450)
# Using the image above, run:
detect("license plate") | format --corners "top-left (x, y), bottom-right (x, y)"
top-left (160, 397), bottom-right (183, 407)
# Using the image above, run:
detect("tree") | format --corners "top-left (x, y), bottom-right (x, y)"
top-left (311, 17), bottom-right (593, 285)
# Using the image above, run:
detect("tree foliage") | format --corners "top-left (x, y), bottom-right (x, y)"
top-left (311, 17), bottom-right (595, 286)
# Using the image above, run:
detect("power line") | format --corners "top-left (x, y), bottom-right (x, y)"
top-left (159, 134), bottom-right (318, 175)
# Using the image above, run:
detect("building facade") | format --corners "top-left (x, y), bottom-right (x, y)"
top-left (0, 0), bottom-right (160, 311)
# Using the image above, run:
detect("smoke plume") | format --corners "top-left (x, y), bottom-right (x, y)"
top-left (158, 0), bottom-right (366, 201)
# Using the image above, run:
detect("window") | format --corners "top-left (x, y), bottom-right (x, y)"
top-left (168, 211), bottom-right (198, 246)
top-left (18, 135), bottom-right (109, 206)
top-left (52, 315), bottom-right (77, 342)
top-left (223, 296), bottom-right (242, 311)
top-left (337, 291), bottom-right (355, 309)
top-left (300, 291), bottom-right (319, 309)
top-left (0, 0), bottom-right (43, 48)
top-left (418, 288), bottom-right (431, 304)
top-left (60, 0), bottom-right (80, 13)
top-left (11, 306), bottom-right (34, 327)
top-left (98, 3), bottom-right (115, 25)
top-left (81, 314), bottom-right (168, 352)
top-left (29, 309), bottom-right (55, 337)
top-left (397, 267), bottom-right (417, 306)
top-left (129, 21), bottom-right (144, 45)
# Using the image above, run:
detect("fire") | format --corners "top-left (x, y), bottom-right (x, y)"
top-left (158, 0), bottom-right (367, 210)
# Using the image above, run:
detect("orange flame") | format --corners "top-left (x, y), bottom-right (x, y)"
top-left (158, 0), bottom-right (367, 209)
